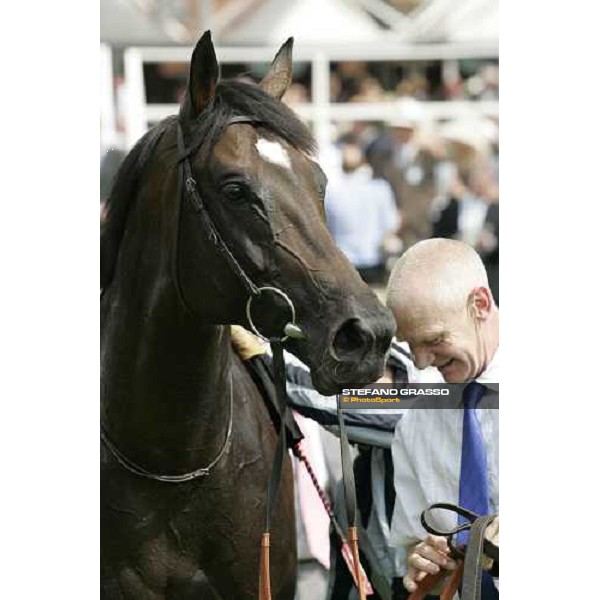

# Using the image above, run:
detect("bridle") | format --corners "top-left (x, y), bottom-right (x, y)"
top-left (174, 115), bottom-right (261, 309)
top-left (174, 115), bottom-right (304, 342)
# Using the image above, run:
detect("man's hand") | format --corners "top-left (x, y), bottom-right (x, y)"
top-left (482, 516), bottom-right (499, 571)
top-left (403, 535), bottom-right (458, 593)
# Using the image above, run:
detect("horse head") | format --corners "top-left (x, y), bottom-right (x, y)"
top-left (103, 32), bottom-right (396, 396)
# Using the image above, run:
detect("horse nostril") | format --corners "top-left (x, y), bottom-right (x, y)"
top-left (331, 318), bottom-right (375, 362)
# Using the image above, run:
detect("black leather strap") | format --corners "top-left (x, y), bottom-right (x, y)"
top-left (264, 340), bottom-right (288, 531)
top-left (337, 398), bottom-right (358, 530)
top-left (176, 121), bottom-right (259, 301)
top-left (461, 514), bottom-right (497, 600)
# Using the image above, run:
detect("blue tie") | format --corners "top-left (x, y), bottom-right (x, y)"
top-left (458, 381), bottom-right (489, 545)
top-left (458, 382), bottom-right (499, 599)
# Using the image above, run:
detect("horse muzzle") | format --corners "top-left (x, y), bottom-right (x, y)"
top-left (307, 309), bottom-right (396, 395)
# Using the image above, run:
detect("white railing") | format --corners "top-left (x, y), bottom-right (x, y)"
top-left (145, 100), bottom-right (499, 124)
top-left (122, 42), bottom-right (499, 151)
top-left (100, 44), bottom-right (119, 149)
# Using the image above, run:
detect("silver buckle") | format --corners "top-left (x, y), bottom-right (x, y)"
top-left (185, 176), bottom-right (197, 193)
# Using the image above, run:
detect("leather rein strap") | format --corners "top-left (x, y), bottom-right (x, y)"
top-left (408, 503), bottom-right (499, 600)
top-left (258, 339), bottom-right (288, 600)
top-left (337, 398), bottom-right (368, 599)
top-left (462, 513), bottom-right (497, 600)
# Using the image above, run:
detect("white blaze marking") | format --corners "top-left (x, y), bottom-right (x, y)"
top-left (256, 138), bottom-right (291, 169)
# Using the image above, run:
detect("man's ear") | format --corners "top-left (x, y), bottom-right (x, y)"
top-left (184, 30), bottom-right (219, 117)
top-left (259, 37), bottom-right (294, 100)
top-left (469, 286), bottom-right (493, 319)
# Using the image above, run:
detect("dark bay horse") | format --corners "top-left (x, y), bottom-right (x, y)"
top-left (101, 32), bottom-right (395, 600)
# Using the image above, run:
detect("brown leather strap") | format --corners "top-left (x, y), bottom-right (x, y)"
top-left (461, 514), bottom-right (496, 600)
top-left (407, 560), bottom-right (464, 600)
top-left (440, 561), bottom-right (464, 600)
top-left (407, 570), bottom-right (447, 600)
top-left (258, 533), bottom-right (271, 600)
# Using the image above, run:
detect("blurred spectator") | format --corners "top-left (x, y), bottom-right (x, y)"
top-left (143, 62), bottom-right (188, 104)
top-left (431, 143), bottom-right (500, 304)
top-left (477, 199), bottom-right (499, 304)
top-left (431, 165), bottom-right (488, 246)
top-left (282, 82), bottom-right (309, 106)
top-left (466, 64), bottom-right (499, 101)
top-left (335, 61), bottom-right (370, 102)
top-left (365, 98), bottom-right (440, 248)
top-left (325, 136), bottom-right (399, 285)
top-left (352, 77), bottom-right (386, 102)
top-left (473, 166), bottom-right (499, 304)
top-left (396, 72), bottom-right (430, 100)
top-left (330, 72), bottom-right (342, 102)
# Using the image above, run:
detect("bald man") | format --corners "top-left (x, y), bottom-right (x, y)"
top-left (386, 239), bottom-right (499, 599)
top-left (387, 238), bottom-right (498, 384)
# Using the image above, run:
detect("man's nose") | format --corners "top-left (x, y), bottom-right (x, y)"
top-left (412, 347), bottom-right (433, 370)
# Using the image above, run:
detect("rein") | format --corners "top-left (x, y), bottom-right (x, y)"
top-left (407, 503), bottom-right (499, 600)
top-left (337, 396), bottom-right (369, 599)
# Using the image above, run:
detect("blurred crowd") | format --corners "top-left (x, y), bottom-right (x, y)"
top-left (320, 96), bottom-right (499, 304)
top-left (329, 59), bottom-right (498, 104)
top-left (139, 59), bottom-right (498, 105)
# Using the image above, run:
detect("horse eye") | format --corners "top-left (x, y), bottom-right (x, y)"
top-left (222, 182), bottom-right (247, 202)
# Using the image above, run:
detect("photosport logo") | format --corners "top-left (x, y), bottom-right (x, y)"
top-left (336, 383), bottom-right (498, 409)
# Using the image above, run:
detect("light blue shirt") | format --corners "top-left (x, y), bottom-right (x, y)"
top-left (325, 166), bottom-right (397, 268)
top-left (391, 349), bottom-right (500, 575)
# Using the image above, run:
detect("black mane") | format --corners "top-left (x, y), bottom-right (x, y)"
top-left (101, 77), bottom-right (314, 290)
top-left (100, 118), bottom-right (174, 289)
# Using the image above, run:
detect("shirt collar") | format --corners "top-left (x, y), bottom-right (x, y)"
top-left (476, 346), bottom-right (499, 391)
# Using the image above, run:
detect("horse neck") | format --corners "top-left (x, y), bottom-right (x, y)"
top-left (101, 267), bottom-right (233, 475)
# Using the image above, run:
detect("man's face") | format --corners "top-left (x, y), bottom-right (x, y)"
top-left (394, 301), bottom-right (481, 383)
top-left (395, 126), bottom-right (415, 144)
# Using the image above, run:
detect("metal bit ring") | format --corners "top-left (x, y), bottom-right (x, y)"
top-left (245, 286), bottom-right (301, 342)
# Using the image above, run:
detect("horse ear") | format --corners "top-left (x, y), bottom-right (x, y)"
top-left (259, 37), bottom-right (294, 100)
top-left (185, 30), bottom-right (219, 117)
